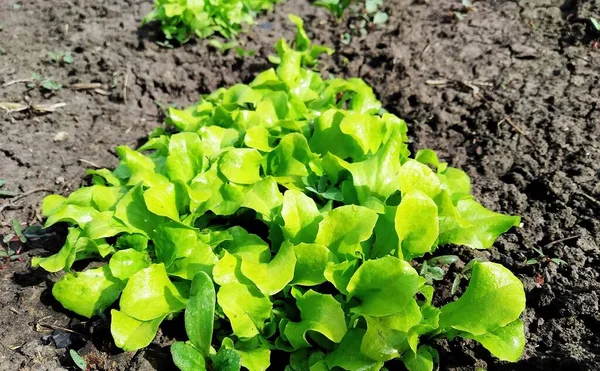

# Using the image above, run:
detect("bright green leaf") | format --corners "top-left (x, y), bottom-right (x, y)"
top-left (116, 234), bottom-right (148, 252)
top-left (324, 259), bottom-right (359, 295)
top-left (398, 160), bottom-right (440, 199)
top-left (241, 176), bottom-right (284, 221)
top-left (347, 133), bottom-right (405, 205)
top-left (279, 190), bottom-right (321, 244)
top-left (466, 319), bottom-right (525, 362)
top-left (166, 132), bottom-right (205, 184)
top-left (45, 204), bottom-right (99, 229)
top-left (395, 190), bottom-right (439, 259)
top-left (283, 290), bottom-right (347, 349)
top-left (325, 329), bottom-right (383, 371)
top-left (241, 241), bottom-right (296, 295)
top-left (214, 348), bottom-right (242, 371)
top-left (402, 345), bottom-right (438, 371)
top-left (119, 264), bottom-right (187, 321)
top-left (53, 265), bottom-right (124, 318)
top-left (185, 271), bottom-right (215, 356)
top-left (453, 198), bottom-right (520, 249)
top-left (219, 149), bottom-right (263, 184)
top-left (347, 256), bottom-right (421, 316)
top-left (154, 222), bottom-right (202, 267)
top-left (109, 249), bottom-right (150, 280)
top-left (143, 182), bottom-right (181, 221)
top-left (111, 310), bottom-right (167, 352)
top-left (439, 262), bottom-right (525, 335)
top-left (31, 227), bottom-right (82, 272)
top-left (114, 185), bottom-right (164, 237)
top-left (221, 337), bottom-right (271, 371)
top-left (264, 133), bottom-right (318, 186)
top-left (437, 167), bottom-right (471, 201)
top-left (171, 341), bottom-right (207, 371)
top-left (315, 205), bottom-right (378, 258)
top-left (292, 243), bottom-right (337, 286)
top-left (217, 282), bottom-right (272, 338)
top-left (360, 300), bottom-right (422, 361)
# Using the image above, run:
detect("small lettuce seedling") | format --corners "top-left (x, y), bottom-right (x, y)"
top-left (33, 15), bottom-right (526, 371)
top-left (143, 0), bottom-right (280, 44)
top-left (27, 72), bottom-right (62, 92)
top-left (48, 51), bottom-right (74, 65)
top-left (314, 0), bottom-right (352, 18)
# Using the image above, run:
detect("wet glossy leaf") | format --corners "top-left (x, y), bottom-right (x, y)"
top-left (185, 272), bottom-right (215, 355)
top-left (171, 342), bottom-right (207, 371)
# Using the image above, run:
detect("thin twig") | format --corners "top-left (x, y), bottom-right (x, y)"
top-left (498, 117), bottom-right (536, 146)
top-left (2, 79), bottom-right (32, 88)
top-left (0, 188), bottom-right (54, 213)
top-left (425, 79), bottom-right (448, 85)
top-left (543, 235), bottom-right (581, 248)
top-left (123, 71), bottom-right (129, 102)
top-left (70, 82), bottom-right (102, 90)
top-left (0, 102), bottom-right (28, 113)
top-left (37, 322), bottom-right (85, 337)
top-left (459, 80), bottom-right (480, 96)
top-left (574, 190), bottom-right (600, 207)
top-left (31, 102), bottom-right (66, 113)
top-left (465, 80), bottom-right (494, 87)
top-left (9, 307), bottom-right (21, 315)
top-left (4, 188), bottom-right (53, 203)
top-left (94, 89), bottom-right (110, 96)
top-left (78, 159), bottom-right (101, 168)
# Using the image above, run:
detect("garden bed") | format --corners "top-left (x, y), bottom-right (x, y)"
top-left (0, 0), bottom-right (598, 370)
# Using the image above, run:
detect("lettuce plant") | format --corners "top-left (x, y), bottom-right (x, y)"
top-left (143, 0), bottom-right (280, 43)
top-left (33, 16), bottom-right (526, 371)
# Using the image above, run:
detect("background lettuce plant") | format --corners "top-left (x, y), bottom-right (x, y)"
top-left (143, 0), bottom-right (280, 43)
top-left (33, 16), bottom-right (526, 371)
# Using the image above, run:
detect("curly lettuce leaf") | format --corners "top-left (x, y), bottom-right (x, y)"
top-left (282, 290), bottom-right (347, 349)
top-left (119, 264), bottom-right (187, 321)
top-left (109, 249), bottom-right (150, 280)
top-left (325, 329), bottom-right (384, 371)
top-left (395, 190), bottom-right (439, 259)
top-left (52, 265), bottom-right (124, 318)
top-left (112, 310), bottom-right (167, 352)
top-left (217, 282), bottom-right (272, 338)
top-left (347, 256), bottom-right (421, 317)
top-left (315, 205), bottom-right (378, 259)
top-left (439, 262), bottom-right (526, 360)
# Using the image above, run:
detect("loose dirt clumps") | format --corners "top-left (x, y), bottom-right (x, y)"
top-left (0, 0), bottom-right (598, 370)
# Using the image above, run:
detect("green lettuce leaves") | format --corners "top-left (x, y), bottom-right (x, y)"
top-left (33, 16), bottom-right (525, 371)
top-left (143, 0), bottom-right (281, 43)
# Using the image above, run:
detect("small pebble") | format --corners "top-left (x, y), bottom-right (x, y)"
top-left (53, 131), bottom-right (69, 142)
top-left (50, 330), bottom-right (72, 348)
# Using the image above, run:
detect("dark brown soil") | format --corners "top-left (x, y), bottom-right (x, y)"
top-left (1, 0), bottom-right (599, 370)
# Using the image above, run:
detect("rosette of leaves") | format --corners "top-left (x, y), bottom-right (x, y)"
top-left (33, 16), bottom-right (526, 371)
top-left (143, 0), bottom-right (280, 43)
